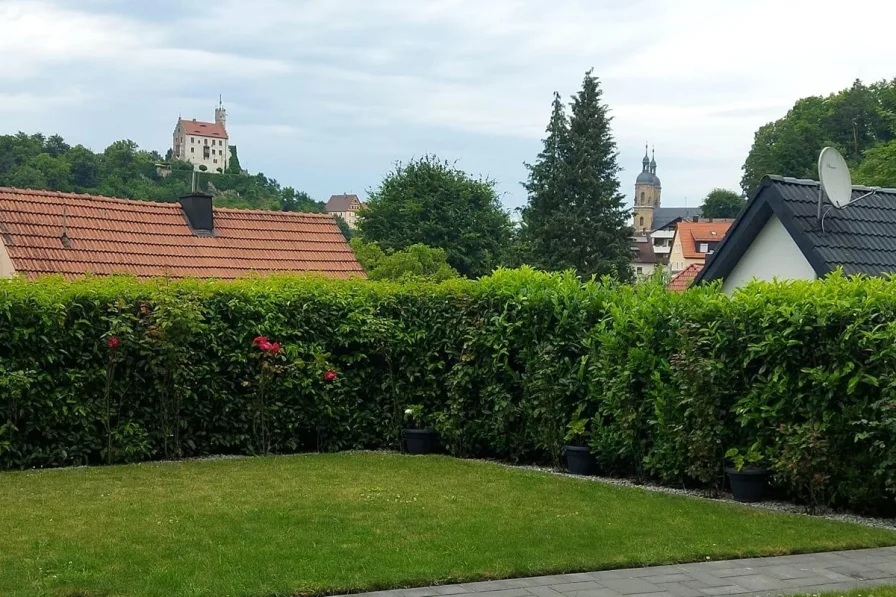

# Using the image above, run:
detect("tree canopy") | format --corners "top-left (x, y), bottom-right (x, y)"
top-left (0, 132), bottom-right (323, 212)
top-left (520, 71), bottom-right (633, 281)
top-left (350, 239), bottom-right (458, 282)
top-left (700, 188), bottom-right (745, 219)
top-left (358, 155), bottom-right (512, 278)
top-left (741, 79), bottom-right (896, 194)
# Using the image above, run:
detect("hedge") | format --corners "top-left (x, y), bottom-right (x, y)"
top-left (1, 269), bottom-right (895, 514)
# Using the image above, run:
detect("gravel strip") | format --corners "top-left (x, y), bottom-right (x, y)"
top-left (497, 462), bottom-right (896, 530)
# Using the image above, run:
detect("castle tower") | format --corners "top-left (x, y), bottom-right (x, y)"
top-left (215, 96), bottom-right (227, 130)
top-left (633, 144), bottom-right (662, 233)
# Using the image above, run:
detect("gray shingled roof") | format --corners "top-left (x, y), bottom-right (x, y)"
top-left (652, 207), bottom-right (702, 232)
top-left (697, 176), bottom-right (896, 283)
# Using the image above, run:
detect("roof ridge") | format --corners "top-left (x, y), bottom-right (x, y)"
top-left (0, 186), bottom-right (181, 208)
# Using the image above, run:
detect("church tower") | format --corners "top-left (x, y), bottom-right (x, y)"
top-left (215, 96), bottom-right (227, 131)
top-left (633, 145), bottom-right (662, 233)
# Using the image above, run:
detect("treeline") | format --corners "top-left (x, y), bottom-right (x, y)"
top-left (0, 132), bottom-right (322, 212)
top-left (742, 78), bottom-right (896, 194)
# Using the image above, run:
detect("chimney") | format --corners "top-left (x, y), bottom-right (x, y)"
top-left (180, 192), bottom-right (214, 234)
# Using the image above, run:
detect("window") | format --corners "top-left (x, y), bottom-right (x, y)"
top-left (213, 159), bottom-right (217, 164)
top-left (640, 192), bottom-right (645, 202)
top-left (211, 149), bottom-right (216, 155)
top-left (190, 147), bottom-right (194, 153)
top-left (191, 137), bottom-right (194, 144)
top-left (204, 139), bottom-right (208, 145)
top-left (639, 216), bottom-right (644, 227)
top-left (698, 242), bottom-right (709, 253)
top-left (219, 140), bottom-right (223, 146)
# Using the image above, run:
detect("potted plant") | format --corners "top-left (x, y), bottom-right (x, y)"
top-left (403, 405), bottom-right (437, 455)
top-left (724, 443), bottom-right (769, 503)
top-left (563, 407), bottom-right (595, 475)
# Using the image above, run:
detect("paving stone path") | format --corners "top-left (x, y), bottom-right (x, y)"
top-left (341, 548), bottom-right (896, 597)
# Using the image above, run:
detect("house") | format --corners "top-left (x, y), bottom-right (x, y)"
top-left (325, 194), bottom-right (365, 229)
top-left (0, 187), bottom-right (364, 279)
top-left (668, 219), bottom-right (733, 274)
top-left (648, 207), bottom-right (703, 261)
top-left (696, 176), bottom-right (896, 293)
top-left (667, 263), bottom-right (703, 292)
top-left (172, 99), bottom-right (231, 172)
top-left (631, 235), bottom-right (663, 278)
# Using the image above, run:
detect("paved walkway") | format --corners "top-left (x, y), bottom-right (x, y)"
top-left (343, 548), bottom-right (896, 597)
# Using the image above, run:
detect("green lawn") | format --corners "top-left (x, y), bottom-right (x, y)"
top-left (1, 453), bottom-right (894, 597)
top-left (794, 589), bottom-right (896, 597)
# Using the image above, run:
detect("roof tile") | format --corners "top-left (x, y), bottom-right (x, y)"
top-left (0, 187), bottom-right (364, 280)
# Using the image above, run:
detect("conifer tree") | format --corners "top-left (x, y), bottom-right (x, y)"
top-left (521, 71), bottom-right (633, 281)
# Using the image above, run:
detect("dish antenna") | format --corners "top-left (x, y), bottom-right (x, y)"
top-left (818, 147), bottom-right (852, 209)
top-left (816, 147), bottom-right (880, 229)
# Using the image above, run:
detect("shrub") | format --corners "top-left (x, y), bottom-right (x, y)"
top-left (2, 270), bottom-right (896, 514)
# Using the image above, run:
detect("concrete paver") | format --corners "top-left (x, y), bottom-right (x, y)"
top-left (337, 548), bottom-right (896, 597)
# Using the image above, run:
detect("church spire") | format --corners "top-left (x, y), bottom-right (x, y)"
top-left (650, 146), bottom-right (657, 174)
top-left (642, 143), bottom-right (650, 171)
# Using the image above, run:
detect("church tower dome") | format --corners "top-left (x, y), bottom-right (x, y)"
top-left (633, 144), bottom-right (663, 232)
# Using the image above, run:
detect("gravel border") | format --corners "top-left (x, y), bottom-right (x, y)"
top-left (497, 461), bottom-right (896, 531)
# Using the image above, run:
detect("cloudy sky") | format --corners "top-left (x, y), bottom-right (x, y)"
top-left (2, 0), bottom-right (894, 211)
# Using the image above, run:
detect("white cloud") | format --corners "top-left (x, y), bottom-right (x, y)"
top-left (1, 0), bottom-right (894, 207)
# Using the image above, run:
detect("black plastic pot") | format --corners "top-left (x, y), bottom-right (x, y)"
top-left (726, 467), bottom-right (769, 503)
top-left (404, 429), bottom-right (438, 455)
top-left (564, 445), bottom-right (595, 476)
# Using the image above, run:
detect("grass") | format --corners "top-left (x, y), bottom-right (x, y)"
top-left (794, 589), bottom-right (896, 597)
top-left (1, 453), bottom-right (894, 597)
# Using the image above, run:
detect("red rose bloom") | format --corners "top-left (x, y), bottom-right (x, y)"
top-left (269, 342), bottom-right (281, 355)
top-left (324, 370), bottom-right (337, 382)
top-left (107, 336), bottom-right (119, 349)
top-left (259, 341), bottom-right (272, 352)
top-left (253, 336), bottom-right (268, 347)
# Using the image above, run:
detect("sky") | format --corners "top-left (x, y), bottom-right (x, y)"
top-left (1, 0), bottom-right (895, 212)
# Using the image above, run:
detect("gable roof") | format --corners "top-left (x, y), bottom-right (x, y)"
top-left (179, 119), bottom-right (228, 139)
top-left (697, 176), bottom-right (896, 285)
top-left (652, 207), bottom-right (702, 231)
top-left (675, 220), bottom-right (733, 259)
top-left (631, 236), bottom-right (659, 264)
top-left (0, 187), bottom-right (363, 279)
top-left (325, 194), bottom-right (362, 212)
top-left (667, 263), bottom-right (703, 292)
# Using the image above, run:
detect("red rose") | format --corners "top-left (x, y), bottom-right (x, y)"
top-left (324, 370), bottom-right (337, 382)
top-left (253, 336), bottom-right (268, 347)
top-left (269, 342), bottom-right (281, 354)
top-left (259, 341), bottom-right (272, 352)
top-left (107, 336), bottom-right (119, 349)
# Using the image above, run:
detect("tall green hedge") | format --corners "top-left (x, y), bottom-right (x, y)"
top-left (1, 270), bottom-right (895, 514)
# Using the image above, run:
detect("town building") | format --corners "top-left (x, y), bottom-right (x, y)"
top-left (696, 176), bottom-right (896, 294)
top-left (633, 146), bottom-right (661, 234)
top-left (172, 99), bottom-right (231, 173)
top-left (0, 187), bottom-right (363, 279)
top-left (325, 194), bottom-right (365, 229)
top-left (668, 219), bottom-right (734, 274)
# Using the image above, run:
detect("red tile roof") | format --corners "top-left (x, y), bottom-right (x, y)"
top-left (0, 187), bottom-right (364, 280)
top-left (179, 118), bottom-right (228, 139)
top-left (667, 264), bottom-right (703, 292)
top-left (676, 220), bottom-right (733, 259)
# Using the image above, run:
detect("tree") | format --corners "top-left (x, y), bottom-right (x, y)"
top-left (228, 145), bottom-right (242, 173)
top-left (520, 70), bottom-right (633, 281)
top-left (334, 215), bottom-right (354, 241)
top-left (358, 155), bottom-right (512, 278)
top-left (700, 188), bottom-right (745, 219)
top-left (855, 140), bottom-right (896, 187)
top-left (350, 238), bottom-right (458, 282)
top-left (741, 79), bottom-right (896, 194)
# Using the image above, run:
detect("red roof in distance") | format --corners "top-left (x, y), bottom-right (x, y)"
top-left (178, 118), bottom-right (228, 139)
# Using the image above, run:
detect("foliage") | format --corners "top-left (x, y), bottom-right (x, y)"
top-left (0, 132), bottom-right (322, 212)
top-left (563, 406), bottom-right (590, 447)
top-left (701, 189), bottom-right (746, 219)
top-left (725, 443), bottom-right (765, 472)
top-left (351, 239), bottom-right (459, 282)
top-left (741, 79), bottom-right (896, 194)
top-left (520, 71), bottom-right (633, 282)
top-left (358, 154), bottom-right (513, 278)
top-left (335, 215), bottom-right (354, 241)
top-left (228, 144), bottom-right (243, 173)
top-left (404, 405), bottom-right (425, 428)
top-left (4, 271), bottom-right (896, 513)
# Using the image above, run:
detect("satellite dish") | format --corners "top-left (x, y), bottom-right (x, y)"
top-left (818, 147), bottom-right (852, 209)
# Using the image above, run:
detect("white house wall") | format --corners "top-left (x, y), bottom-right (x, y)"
top-left (0, 241), bottom-right (15, 277)
top-left (722, 214), bottom-right (816, 294)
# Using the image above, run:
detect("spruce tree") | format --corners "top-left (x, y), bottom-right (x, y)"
top-left (520, 92), bottom-right (574, 271)
top-left (522, 71), bottom-right (633, 281)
